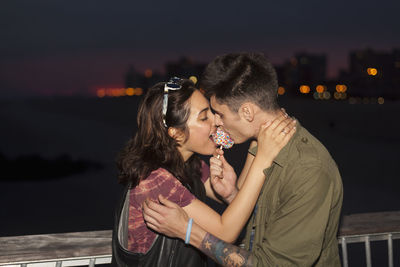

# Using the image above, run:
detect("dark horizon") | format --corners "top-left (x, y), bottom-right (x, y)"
top-left (1, 0), bottom-right (399, 97)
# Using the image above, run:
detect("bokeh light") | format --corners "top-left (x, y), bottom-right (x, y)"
top-left (126, 88), bottom-right (135, 96)
top-left (300, 85), bottom-right (310, 94)
top-left (96, 89), bottom-right (106, 98)
top-left (323, 91), bottom-right (331, 100)
top-left (189, 76), bottom-right (198, 84)
top-left (367, 68), bottom-right (378, 76)
top-left (316, 85), bottom-right (326, 93)
top-left (144, 69), bottom-right (153, 78)
top-left (96, 87), bottom-right (143, 98)
top-left (336, 84), bottom-right (347, 93)
top-left (278, 86), bottom-right (285, 95)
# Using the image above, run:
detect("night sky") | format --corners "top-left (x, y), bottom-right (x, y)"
top-left (1, 0), bottom-right (400, 97)
top-left (1, 4), bottom-right (400, 265)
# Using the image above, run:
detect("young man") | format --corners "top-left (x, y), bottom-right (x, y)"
top-left (143, 53), bottom-right (343, 266)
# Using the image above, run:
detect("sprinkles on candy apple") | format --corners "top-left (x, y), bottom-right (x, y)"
top-left (212, 127), bottom-right (234, 158)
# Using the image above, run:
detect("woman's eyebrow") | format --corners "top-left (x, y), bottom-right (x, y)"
top-left (198, 107), bottom-right (209, 115)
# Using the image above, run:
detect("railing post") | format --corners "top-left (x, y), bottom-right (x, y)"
top-left (89, 258), bottom-right (96, 267)
top-left (341, 237), bottom-right (349, 267)
top-left (365, 235), bottom-right (372, 267)
top-left (388, 233), bottom-right (393, 267)
top-left (55, 261), bottom-right (62, 267)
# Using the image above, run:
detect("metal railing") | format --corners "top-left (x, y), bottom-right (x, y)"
top-left (2, 256), bottom-right (111, 267)
top-left (339, 232), bottom-right (400, 267)
top-left (1, 211), bottom-right (400, 267)
top-left (0, 230), bottom-right (112, 267)
top-left (338, 211), bottom-right (400, 267)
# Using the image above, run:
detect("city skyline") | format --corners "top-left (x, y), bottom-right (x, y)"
top-left (1, 0), bottom-right (399, 97)
top-left (95, 47), bottom-right (399, 101)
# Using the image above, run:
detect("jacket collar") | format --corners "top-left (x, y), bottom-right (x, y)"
top-left (274, 121), bottom-right (302, 167)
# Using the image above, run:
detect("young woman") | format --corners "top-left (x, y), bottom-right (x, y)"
top-left (111, 77), bottom-right (295, 267)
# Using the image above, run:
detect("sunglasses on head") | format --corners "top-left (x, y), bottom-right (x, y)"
top-left (162, 77), bottom-right (182, 127)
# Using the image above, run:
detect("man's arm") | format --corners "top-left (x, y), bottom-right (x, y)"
top-left (192, 224), bottom-right (254, 267)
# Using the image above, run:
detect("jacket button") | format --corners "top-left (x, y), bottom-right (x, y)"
top-left (301, 137), bottom-right (308, 143)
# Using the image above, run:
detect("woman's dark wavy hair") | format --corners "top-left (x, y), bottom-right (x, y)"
top-left (117, 78), bottom-right (205, 199)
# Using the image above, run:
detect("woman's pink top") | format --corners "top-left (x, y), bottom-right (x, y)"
top-left (127, 161), bottom-right (210, 253)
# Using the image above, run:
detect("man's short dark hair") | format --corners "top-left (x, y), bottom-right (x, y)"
top-left (200, 52), bottom-right (280, 112)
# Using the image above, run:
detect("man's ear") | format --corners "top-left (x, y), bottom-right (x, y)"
top-left (168, 127), bottom-right (186, 143)
top-left (239, 102), bottom-right (255, 122)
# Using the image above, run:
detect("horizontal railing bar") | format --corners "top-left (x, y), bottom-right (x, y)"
top-left (339, 210), bottom-right (400, 236)
top-left (0, 230), bottom-right (112, 265)
top-left (0, 255), bottom-right (111, 266)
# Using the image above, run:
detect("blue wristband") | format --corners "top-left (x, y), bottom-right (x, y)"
top-left (185, 218), bottom-right (193, 244)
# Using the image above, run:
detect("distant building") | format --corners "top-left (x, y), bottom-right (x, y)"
top-left (165, 57), bottom-right (206, 82)
top-left (295, 52), bottom-right (327, 85)
top-left (123, 57), bottom-right (207, 96)
top-left (124, 65), bottom-right (142, 89)
top-left (276, 52), bottom-right (327, 97)
top-left (124, 65), bottom-right (164, 93)
top-left (339, 48), bottom-right (400, 99)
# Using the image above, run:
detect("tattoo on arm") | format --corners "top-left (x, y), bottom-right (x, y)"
top-left (199, 233), bottom-right (253, 267)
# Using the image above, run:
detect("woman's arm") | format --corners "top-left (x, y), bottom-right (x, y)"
top-left (236, 140), bottom-right (257, 189)
top-left (236, 109), bottom-right (287, 190)
top-left (183, 152), bottom-right (273, 243)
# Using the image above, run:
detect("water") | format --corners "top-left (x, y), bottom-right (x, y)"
top-left (0, 96), bottom-right (399, 265)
